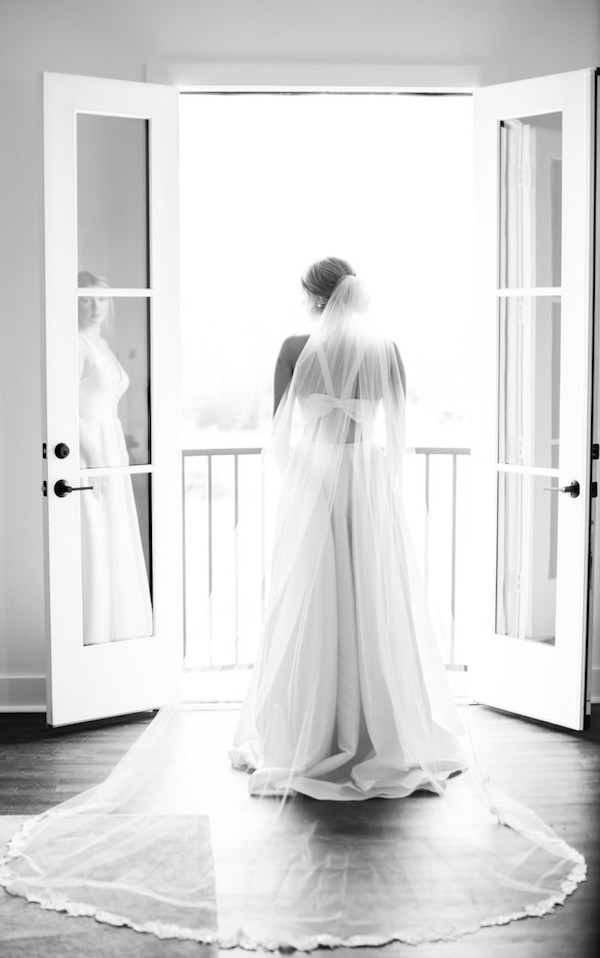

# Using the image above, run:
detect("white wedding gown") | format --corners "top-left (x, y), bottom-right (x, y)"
top-left (230, 277), bottom-right (468, 798)
top-left (0, 281), bottom-right (586, 949)
top-left (230, 399), bottom-right (468, 799)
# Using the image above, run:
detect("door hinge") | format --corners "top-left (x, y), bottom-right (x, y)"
top-left (41, 480), bottom-right (47, 497)
top-left (42, 442), bottom-right (47, 460)
top-left (592, 481), bottom-right (598, 498)
top-left (593, 443), bottom-right (599, 460)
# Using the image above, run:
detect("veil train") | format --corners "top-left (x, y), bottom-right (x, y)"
top-left (0, 277), bottom-right (586, 948)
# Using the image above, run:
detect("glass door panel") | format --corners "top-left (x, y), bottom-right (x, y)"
top-left (496, 105), bottom-right (563, 652)
top-left (499, 112), bottom-right (562, 288)
top-left (496, 472), bottom-right (558, 644)
top-left (80, 473), bottom-right (153, 645)
top-left (77, 118), bottom-right (153, 647)
top-left (77, 293), bottom-right (151, 467)
top-left (498, 296), bottom-right (561, 468)
top-left (77, 114), bottom-right (149, 287)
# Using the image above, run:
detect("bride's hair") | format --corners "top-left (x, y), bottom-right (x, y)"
top-left (78, 270), bottom-right (115, 336)
top-left (301, 257), bottom-right (355, 310)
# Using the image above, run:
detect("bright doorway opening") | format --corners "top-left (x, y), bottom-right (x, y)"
top-left (179, 92), bottom-right (474, 700)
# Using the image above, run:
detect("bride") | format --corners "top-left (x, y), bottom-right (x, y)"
top-left (230, 257), bottom-right (468, 798)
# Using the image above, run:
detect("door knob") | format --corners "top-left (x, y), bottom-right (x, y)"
top-left (54, 479), bottom-right (93, 498)
top-left (543, 480), bottom-right (580, 498)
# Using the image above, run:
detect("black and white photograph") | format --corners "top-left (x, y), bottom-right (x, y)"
top-left (0, 2), bottom-right (599, 956)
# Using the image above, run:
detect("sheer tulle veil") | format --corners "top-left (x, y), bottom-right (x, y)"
top-left (229, 273), bottom-right (468, 798)
top-left (272, 274), bottom-right (404, 472)
top-left (0, 274), bottom-right (587, 948)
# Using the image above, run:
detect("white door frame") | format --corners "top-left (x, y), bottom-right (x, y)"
top-left (42, 73), bottom-right (183, 726)
top-left (469, 68), bottom-right (597, 730)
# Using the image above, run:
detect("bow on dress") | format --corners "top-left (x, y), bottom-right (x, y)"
top-left (303, 393), bottom-right (373, 424)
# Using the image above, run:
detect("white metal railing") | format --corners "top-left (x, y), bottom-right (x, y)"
top-left (182, 446), bottom-right (471, 672)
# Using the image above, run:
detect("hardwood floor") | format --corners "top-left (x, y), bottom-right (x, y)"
top-left (0, 710), bottom-right (156, 815)
top-left (0, 705), bottom-right (598, 958)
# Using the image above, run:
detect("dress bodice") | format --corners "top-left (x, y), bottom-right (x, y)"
top-left (79, 333), bottom-right (129, 420)
top-left (78, 332), bottom-right (131, 468)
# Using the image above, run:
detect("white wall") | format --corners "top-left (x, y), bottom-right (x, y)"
top-left (1, 0), bottom-right (599, 709)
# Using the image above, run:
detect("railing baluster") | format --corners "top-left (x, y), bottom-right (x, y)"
top-left (234, 454), bottom-right (239, 667)
top-left (450, 453), bottom-right (458, 667)
top-left (260, 453), bottom-right (266, 610)
top-left (424, 453), bottom-right (430, 595)
top-left (207, 454), bottom-right (213, 666)
top-left (181, 452), bottom-right (188, 661)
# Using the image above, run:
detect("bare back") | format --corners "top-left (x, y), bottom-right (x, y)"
top-left (273, 333), bottom-right (406, 416)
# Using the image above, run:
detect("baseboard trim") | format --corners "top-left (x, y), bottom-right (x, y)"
top-left (0, 675), bottom-right (46, 712)
top-left (591, 665), bottom-right (600, 705)
top-left (1, 671), bottom-right (599, 711)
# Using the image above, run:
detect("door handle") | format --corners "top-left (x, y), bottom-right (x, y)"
top-left (54, 479), bottom-right (94, 498)
top-left (543, 480), bottom-right (580, 498)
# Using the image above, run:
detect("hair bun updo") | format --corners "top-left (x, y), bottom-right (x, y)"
top-left (301, 257), bottom-right (356, 310)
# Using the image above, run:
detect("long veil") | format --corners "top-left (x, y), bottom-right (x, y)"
top-left (230, 274), bottom-right (467, 798)
top-left (0, 277), bottom-right (586, 948)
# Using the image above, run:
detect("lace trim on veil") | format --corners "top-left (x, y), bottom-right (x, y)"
top-left (0, 800), bottom-right (587, 949)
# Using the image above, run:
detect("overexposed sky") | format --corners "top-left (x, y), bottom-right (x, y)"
top-left (179, 93), bottom-right (474, 447)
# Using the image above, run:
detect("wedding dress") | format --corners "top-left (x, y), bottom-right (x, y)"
top-left (0, 279), bottom-right (585, 948)
top-left (78, 329), bottom-right (153, 644)
top-left (230, 277), bottom-right (467, 798)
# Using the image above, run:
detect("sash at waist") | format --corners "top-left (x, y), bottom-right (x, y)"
top-left (301, 393), bottom-right (375, 424)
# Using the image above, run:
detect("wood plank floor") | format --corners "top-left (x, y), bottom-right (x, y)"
top-left (0, 705), bottom-right (598, 958)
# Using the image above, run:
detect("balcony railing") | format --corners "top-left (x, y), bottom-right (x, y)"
top-left (183, 446), bottom-right (472, 673)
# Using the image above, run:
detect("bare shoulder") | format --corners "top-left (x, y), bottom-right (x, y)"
top-left (273, 334), bottom-right (310, 414)
top-left (389, 339), bottom-right (407, 392)
top-left (278, 333), bottom-right (310, 367)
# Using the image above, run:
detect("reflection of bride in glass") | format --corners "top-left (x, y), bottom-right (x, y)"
top-left (78, 271), bottom-right (152, 645)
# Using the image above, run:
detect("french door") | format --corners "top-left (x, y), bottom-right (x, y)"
top-left (470, 69), bottom-right (597, 730)
top-left (42, 73), bottom-right (182, 726)
top-left (41, 68), bottom-right (596, 730)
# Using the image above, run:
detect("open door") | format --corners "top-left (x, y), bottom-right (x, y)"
top-left (470, 68), bottom-right (597, 730)
top-left (42, 73), bottom-right (182, 726)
